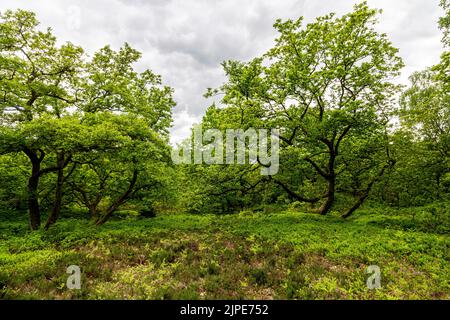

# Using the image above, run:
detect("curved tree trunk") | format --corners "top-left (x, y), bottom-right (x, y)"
top-left (342, 162), bottom-right (393, 219)
top-left (44, 163), bottom-right (64, 229)
top-left (318, 177), bottom-right (335, 215)
top-left (95, 169), bottom-right (138, 225)
top-left (44, 153), bottom-right (74, 229)
top-left (342, 192), bottom-right (369, 219)
top-left (28, 160), bottom-right (41, 230)
top-left (23, 148), bottom-right (44, 231)
top-left (317, 148), bottom-right (336, 215)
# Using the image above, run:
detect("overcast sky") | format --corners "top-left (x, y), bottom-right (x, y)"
top-left (0, 0), bottom-right (445, 144)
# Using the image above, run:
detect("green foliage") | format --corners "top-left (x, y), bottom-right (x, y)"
top-left (0, 9), bottom-right (175, 229)
top-left (439, 0), bottom-right (450, 47)
top-left (191, 2), bottom-right (404, 216)
top-left (0, 3), bottom-right (449, 301)
top-left (0, 208), bottom-right (448, 299)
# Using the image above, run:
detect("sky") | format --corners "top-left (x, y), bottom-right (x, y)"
top-left (0, 0), bottom-right (445, 144)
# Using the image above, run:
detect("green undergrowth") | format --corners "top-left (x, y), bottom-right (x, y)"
top-left (0, 207), bottom-right (448, 299)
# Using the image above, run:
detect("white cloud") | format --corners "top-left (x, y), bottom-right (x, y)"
top-left (171, 108), bottom-right (200, 145)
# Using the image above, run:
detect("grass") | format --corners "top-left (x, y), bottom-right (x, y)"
top-left (0, 207), bottom-right (448, 299)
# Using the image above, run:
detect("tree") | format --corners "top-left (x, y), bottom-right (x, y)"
top-left (439, 0), bottom-right (450, 48)
top-left (0, 10), bottom-right (84, 229)
top-left (75, 42), bottom-right (175, 226)
top-left (206, 2), bottom-right (403, 216)
top-left (0, 10), bottom-right (175, 229)
top-left (66, 114), bottom-right (172, 225)
top-left (394, 0), bottom-right (450, 203)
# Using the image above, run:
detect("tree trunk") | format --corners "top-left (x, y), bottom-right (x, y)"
top-left (28, 159), bottom-right (41, 230)
top-left (44, 153), bottom-right (74, 229)
top-left (88, 205), bottom-right (98, 218)
top-left (95, 169), bottom-right (138, 226)
top-left (342, 192), bottom-right (369, 218)
top-left (318, 150), bottom-right (336, 215)
top-left (318, 177), bottom-right (335, 215)
top-left (90, 193), bottom-right (103, 218)
top-left (271, 178), bottom-right (320, 203)
top-left (95, 202), bottom-right (121, 226)
top-left (44, 155), bottom-right (65, 229)
top-left (342, 163), bottom-right (392, 219)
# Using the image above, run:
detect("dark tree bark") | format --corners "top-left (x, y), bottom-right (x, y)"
top-left (23, 148), bottom-right (45, 230)
top-left (271, 178), bottom-right (320, 203)
top-left (44, 154), bottom-right (65, 229)
top-left (95, 169), bottom-right (139, 225)
top-left (88, 193), bottom-right (104, 219)
top-left (342, 191), bottom-right (370, 219)
top-left (316, 125), bottom-right (351, 215)
top-left (71, 185), bottom-right (101, 219)
top-left (313, 141), bottom-right (337, 215)
top-left (88, 204), bottom-right (99, 218)
top-left (318, 176), bottom-right (335, 215)
top-left (44, 154), bottom-right (74, 229)
top-left (28, 159), bottom-right (41, 230)
top-left (342, 161), bottom-right (394, 219)
top-left (22, 146), bottom-right (73, 230)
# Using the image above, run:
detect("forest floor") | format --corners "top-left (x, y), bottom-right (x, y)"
top-left (0, 207), bottom-right (448, 299)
